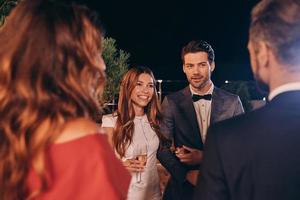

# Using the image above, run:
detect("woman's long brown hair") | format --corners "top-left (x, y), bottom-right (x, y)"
top-left (112, 66), bottom-right (165, 158)
top-left (0, 0), bottom-right (105, 199)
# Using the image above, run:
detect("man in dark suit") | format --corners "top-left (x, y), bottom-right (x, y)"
top-left (194, 0), bottom-right (300, 200)
top-left (157, 40), bottom-right (244, 200)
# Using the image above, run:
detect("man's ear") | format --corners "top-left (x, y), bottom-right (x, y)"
top-left (210, 62), bottom-right (215, 72)
top-left (182, 64), bottom-right (186, 73)
top-left (256, 41), bottom-right (270, 69)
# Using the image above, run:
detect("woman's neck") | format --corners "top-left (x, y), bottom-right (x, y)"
top-left (133, 106), bottom-right (145, 116)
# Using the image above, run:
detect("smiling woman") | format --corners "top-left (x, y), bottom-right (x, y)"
top-left (130, 73), bottom-right (155, 116)
top-left (102, 66), bottom-right (167, 200)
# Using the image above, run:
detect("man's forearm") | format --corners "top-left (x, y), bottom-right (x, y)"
top-left (157, 146), bottom-right (188, 183)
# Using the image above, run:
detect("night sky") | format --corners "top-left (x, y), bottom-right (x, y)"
top-left (87, 0), bottom-right (260, 87)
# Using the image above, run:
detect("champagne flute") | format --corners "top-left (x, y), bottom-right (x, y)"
top-left (135, 144), bottom-right (147, 183)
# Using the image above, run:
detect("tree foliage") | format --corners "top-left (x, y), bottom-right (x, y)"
top-left (102, 37), bottom-right (129, 103)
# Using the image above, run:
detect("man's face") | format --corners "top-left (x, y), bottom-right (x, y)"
top-left (183, 52), bottom-right (214, 92)
top-left (248, 41), bottom-right (269, 95)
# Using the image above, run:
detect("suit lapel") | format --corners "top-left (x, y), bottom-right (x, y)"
top-left (178, 87), bottom-right (202, 143)
top-left (210, 87), bottom-right (225, 124)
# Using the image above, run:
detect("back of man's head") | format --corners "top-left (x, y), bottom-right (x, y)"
top-left (250, 0), bottom-right (300, 69)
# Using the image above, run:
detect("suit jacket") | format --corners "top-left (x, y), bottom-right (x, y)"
top-left (157, 86), bottom-right (244, 200)
top-left (194, 91), bottom-right (300, 200)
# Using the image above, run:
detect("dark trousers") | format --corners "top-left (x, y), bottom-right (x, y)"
top-left (163, 178), bottom-right (194, 200)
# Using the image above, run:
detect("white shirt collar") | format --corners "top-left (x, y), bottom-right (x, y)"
top-left (189, 83), bottom-right (214, 96)
top-left (268, 82), bottom-right (300, 101)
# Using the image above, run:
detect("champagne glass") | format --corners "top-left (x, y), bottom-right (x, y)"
top-left (135, 144), bottom-right (148, 183)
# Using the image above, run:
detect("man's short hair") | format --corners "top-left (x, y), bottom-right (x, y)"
top-left (250, 0), bottom-right (300, 67)
top-left (181, 40), bottom-right (215, 64)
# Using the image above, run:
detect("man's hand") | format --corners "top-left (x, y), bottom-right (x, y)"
top-left (175, 145), bottom-right (203, 165)
top-left (186, 170), bottom-right (199, 186)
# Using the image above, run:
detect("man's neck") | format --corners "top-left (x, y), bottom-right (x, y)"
top-left (191, 81), bottom-right (213, 94)
top-left (269, 70), bottom-right (300, 93)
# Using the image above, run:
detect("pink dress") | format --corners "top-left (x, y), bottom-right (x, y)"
top-left (27, 134), bottom-right (131, 200)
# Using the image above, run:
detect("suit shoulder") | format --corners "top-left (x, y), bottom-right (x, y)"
top-left (211, 105), bottom-right (267, 134)
top-left (215, 87), bottom-right (240, 99)
top-left (164, 87), bottom-right (188, 101)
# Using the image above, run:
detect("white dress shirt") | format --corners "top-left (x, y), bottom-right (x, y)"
top-left (268, 82), bottom-right (300, 101)
top-left (190, 84), bottom-right (214, 143)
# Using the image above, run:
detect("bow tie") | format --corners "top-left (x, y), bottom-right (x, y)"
top-left (192, 94), bottom-right (212, 102)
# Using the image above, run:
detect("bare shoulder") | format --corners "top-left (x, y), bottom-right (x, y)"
top-left (102, 113), bottom-right (117, 128)
top-left (55, 117), bottom-right (103, 144)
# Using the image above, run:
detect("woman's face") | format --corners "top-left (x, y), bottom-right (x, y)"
top-left (130, 73), bottom-right (155, 110)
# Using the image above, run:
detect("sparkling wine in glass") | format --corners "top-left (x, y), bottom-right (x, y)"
top-left (136, 154), bottom-right (147, 165)
top-left (135, 144), bottom-right (147, 183)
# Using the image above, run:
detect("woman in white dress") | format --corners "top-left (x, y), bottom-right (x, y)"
top-left (102, 66), bottom-right (165, 200)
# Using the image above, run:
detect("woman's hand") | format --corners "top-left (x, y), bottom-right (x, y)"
top-left (123, 159), bottom-right (146, 173)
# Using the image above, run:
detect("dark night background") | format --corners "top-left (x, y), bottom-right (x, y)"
top-left (86, 0), bottom-right (260, 87)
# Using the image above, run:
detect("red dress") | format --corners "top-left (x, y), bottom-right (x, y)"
top-left (27, 134), bottom-right (131, 199)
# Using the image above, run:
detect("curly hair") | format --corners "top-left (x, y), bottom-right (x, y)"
top-left (0, 0), bottom-right (105, 199)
